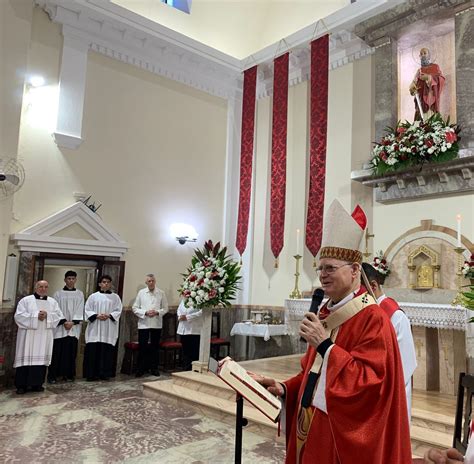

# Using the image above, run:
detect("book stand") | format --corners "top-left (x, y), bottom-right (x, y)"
top-left (235, 393), bottom-right (248, 464)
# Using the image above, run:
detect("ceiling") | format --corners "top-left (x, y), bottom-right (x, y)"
top-left (111, 0), bottom-right (350, 59)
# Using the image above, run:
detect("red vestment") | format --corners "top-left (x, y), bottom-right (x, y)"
top-left (413, 63), bottom-right (445, 118)
top-left (284, 300), bottom-right (412, 464)
top-left (378, 296), bottom-right (399, 319)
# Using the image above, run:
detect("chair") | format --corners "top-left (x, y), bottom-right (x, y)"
top-left (210, 311), bottom-right (230, 360)
top-left (453, 372), bottom-right (474, 454)
top-left (121, 341), bottom-right (139, 375)
top-left (159, 312), bottom-right (183, 372)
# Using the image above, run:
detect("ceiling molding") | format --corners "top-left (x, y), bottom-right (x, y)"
top-left (36, 0), bottom-right (404, 101)
top-left (11, 202), bottom-right (128, 257)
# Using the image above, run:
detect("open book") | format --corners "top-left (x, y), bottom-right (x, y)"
top-left (209, 357), bottom-right (281, 423)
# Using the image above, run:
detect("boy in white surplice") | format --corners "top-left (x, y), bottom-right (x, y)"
top-left (83, 275), bottom-right (122, 381)
top-left (14, 280), bottom-right (65, 394)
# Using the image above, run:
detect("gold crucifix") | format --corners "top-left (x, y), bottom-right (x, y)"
top-left (362, 229), bottom-right (375, 259)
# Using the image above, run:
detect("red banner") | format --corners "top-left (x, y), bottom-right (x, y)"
top-left (305, 35), bottom-right (329, 260)
top-left (270, 53), bottom-right (289, 264)
top-left (235, 66), bottom-right (258, 257)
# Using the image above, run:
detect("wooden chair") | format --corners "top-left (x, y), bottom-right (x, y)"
top-left (159, 312), bottom-right (183, 372)
top-left (453, 372), bottom-right (474, 454)
top-left (210, 311), bottom-right (230, 360)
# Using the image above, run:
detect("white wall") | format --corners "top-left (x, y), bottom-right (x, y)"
top-left (11, 7), bottom-right (228, 306)
top-left (250, 61), bottom-right (358, 305)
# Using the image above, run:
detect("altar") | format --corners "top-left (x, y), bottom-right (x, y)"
top-left (285, 297), bottom-right (469, 395)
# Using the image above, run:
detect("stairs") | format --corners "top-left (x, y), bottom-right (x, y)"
top-left (143, 371), bottom-right (456, 457)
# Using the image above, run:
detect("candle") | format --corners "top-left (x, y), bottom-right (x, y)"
top-left (456, 214), bottom-right (462, 246)
top-left (296, 229), bottom-right (300, 255)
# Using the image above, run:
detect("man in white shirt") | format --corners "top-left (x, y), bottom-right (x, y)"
top-left (83, 275), bottom-right (122, 381)
top-left (177, 300), bottom-right (202, 371)
top-left (14, 280), bottom-right (65, 394)
top-left (132, 274), bottom-right (168, 377)
top-left (362, 262), bottom-right (417, 420)
top-left (48, 270), bottom-right (84, 383)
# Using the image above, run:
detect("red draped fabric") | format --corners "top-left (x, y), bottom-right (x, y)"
top-left (270, 53), bottom-right (289, 265)
top-left (305, 35), bottom-right (329, 261)
top-left (235, 66), bottom-right (258, 257)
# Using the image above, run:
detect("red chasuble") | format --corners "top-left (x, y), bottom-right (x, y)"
top-left (284, 296), bottom-right (411, 464)
top-left (379, 296), bottom-right (400, 319)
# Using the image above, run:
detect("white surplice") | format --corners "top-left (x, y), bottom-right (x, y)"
top-left (85, 292), bottom-right (122, 346)
top-left (52, 289), bottom-right (85, 339)
top-left (14, 295), bottom-right (64, 367)
top-left (377, 294), bottom-right (417, 419)
top-left (177, 300), bottom-right (202, 335)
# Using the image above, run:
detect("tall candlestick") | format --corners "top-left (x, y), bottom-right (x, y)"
top-left (296, 229), bottom-right (300, 256)
top-left (456, 214), bottom-right (462, 246)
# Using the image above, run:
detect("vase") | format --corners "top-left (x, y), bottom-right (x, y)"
top-left (192, 307), bottom-right (213, 373)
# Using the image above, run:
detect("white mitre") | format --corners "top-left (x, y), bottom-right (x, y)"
top-left (319, 199), bottom-right (367, 263)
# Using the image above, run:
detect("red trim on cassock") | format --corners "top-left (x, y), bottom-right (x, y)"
top-left (283, 298), bottom-right (411, 464)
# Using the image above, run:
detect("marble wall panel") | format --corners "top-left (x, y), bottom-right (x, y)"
top-left (455, 7), bottom-right (474, 148)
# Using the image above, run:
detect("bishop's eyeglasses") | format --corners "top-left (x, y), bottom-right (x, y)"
top-left (315, 263), bottom-right (353, 275)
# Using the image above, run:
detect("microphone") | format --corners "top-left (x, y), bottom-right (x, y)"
top-left (300, 288), bottom-right (325, 343)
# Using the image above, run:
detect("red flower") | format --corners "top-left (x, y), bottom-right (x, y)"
top-left (425, 139), bottom-right (433, 148)
top-left (397, 127), bottom-right (407, 134)
top-left (197, 278), bottom-right (204, 286)
top-left (411, 146), bottom-right (418, 153)
top-left (202, 260), bottom-right (212, 267)
top-left (445, 131), bottom-right (457, 143)
top-left (208, 289), bottom-right (217, 299)
top-left (183, 290), bottom-right (191, 297)
top-left (189, 275), bottom-right (197, 282)
top-left (380, 151), bottom-right (388, 161)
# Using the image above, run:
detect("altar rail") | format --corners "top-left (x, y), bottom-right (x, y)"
top-left (285, 299), bottom-right (468, 331)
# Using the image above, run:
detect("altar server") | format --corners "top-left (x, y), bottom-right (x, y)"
top-left (177, 299), bottom-right (202, 371)
top-left (48, 270), bottom-right (84, 383)
top-left (362, 262), bottom-right (417, 419)
top-left (14, 280), bottom-right (65, 394)
top-left (83, 275), bottom-right (122, 381)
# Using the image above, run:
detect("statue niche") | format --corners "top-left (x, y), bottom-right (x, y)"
top-left (407, 244), bottom-right (440, 289)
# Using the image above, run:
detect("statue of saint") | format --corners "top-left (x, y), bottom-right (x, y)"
top-left (416, 264), bottom-right (434, 288)
top-left (409, 48), bottom-right (445, 120)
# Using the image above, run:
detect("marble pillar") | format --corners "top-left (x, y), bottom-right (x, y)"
top-left (438, 328), bottom-right (466, 395)
top-left (373, 38), bottom-right (398, 142)
top-left (455, 7), bottom-right (474, 148)
top-left (412, 326), bottom-right (427, 390)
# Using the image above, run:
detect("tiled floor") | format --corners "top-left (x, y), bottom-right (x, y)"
top-left (0, 375), bottom-right (285, 463)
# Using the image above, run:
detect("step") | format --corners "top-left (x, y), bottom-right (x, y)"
top-left (410, 425), bottom-right (453, 458)
top-left (411, 408), bottom-right (455, 435)
top-left (143, 379), bottom-right (282, 441)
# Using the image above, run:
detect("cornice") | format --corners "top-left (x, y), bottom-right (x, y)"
top-left (35, 0), bottom-right (401, 100)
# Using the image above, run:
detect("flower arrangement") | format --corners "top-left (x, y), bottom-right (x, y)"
top-left (461, 286), bottom-right (474, 322)
top-left (372, 251), bottom-right (390, 277)
top-left (370, 113), bottom-right (461, 175)
top-left (179, 240), bottom-right (241, 309)
top-left (462, 254), bottom-right (474, 280)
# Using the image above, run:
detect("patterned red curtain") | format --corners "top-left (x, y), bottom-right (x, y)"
top-left (235, 66), bottom-right (258, 258)
top-left (270, 53), bottom-right (289, 267)
top-left (305, 35), bottom-right (329, 264)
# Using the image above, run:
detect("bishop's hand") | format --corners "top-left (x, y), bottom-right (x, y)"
top-left (247, 372), bottom-right (284, 397)
top-left (299, 312), bottom-right (327, 349)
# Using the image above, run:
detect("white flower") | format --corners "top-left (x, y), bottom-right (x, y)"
top-left (204, 278), bottom-right (210, 284)
top-left (191, 291), bottom-right (196, 297)
top-left (198, 290), bottom-right (205, 296)
top-left (219, 287), bottom-right (224, 293)
top-left (441, 146), bottom-right (447, 152)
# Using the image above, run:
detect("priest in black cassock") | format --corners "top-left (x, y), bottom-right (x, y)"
top-left (83, 275), bottom-right (122, 381)
top-left (48, 270), bottom-right (84, 383)
top-left (14, 280), bottom-right (65, 394)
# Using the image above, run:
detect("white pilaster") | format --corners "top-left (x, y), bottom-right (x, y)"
top-left (53, 27), bottom-right (89, 149)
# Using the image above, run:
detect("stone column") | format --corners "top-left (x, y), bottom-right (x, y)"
top-left (373, 38), bottom-right (398, 143)
top-left (455, 7), bottom-right (474, 149)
